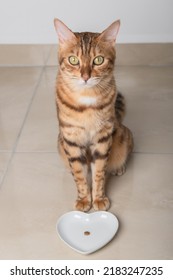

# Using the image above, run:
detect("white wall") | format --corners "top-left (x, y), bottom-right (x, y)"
top-left (0, 0), bottom-right (173, 44)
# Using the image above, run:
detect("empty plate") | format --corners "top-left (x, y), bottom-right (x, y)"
top-left (56, 211), bottom-right (119, 254)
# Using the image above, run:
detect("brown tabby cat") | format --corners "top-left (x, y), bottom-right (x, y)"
top-left (54, 18), bottom-right (133, 212)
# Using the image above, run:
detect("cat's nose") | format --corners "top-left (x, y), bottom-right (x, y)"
top-left (82, 73), bottom-right (90, 82)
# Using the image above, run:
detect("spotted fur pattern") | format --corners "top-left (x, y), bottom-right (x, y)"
top-left (54, 19), bottom-right (133, 211)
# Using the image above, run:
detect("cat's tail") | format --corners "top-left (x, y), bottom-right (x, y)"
top-left (115, 92), bottom-right (126, 123)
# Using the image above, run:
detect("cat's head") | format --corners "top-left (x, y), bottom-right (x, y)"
top-left (54, 19), bottom-right (120, 89)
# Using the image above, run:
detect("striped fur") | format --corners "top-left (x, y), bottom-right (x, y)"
top-left (54, 19), bottom-right (133, 211)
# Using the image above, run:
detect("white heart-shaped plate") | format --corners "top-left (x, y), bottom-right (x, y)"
top-left (56, 211), bottom-right (119, 254)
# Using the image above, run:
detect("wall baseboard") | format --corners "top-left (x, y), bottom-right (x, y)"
top-left (0, 44), bottom-right (172, 66)
top-left (116, 43), bottom-right (173, 66)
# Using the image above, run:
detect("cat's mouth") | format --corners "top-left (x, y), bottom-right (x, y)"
top-left (77, 77), bottom-right (100, 89)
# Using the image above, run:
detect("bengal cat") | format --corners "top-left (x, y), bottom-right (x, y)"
top-left (54, 19), bottom-right (133, 212)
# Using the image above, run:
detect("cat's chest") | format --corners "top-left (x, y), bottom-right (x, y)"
top-left (82, 109), bottom-right (102, 128)
top-left (61, 108), bottom-right (114, 147)
top-left (78, 96), bottom-right (97, 106)
top-left (79, 109), bottom-right (111, 140)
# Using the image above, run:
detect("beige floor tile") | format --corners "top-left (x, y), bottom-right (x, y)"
top-left (0, 153), bottom-right (172, 259)
top-left (16, 67), bottom-right (58, 152)
top-left (0, 67), bottom-right (42, 150)
top-left (0, 153), bottom-right (74, 259)
top-left (106, 153), bottom-right (173, 259)
top-left (0, 152), bottom-right (11, 184)
top-left (0, 45), bottom-right (51, 66)
top-left (46, 45), bottom-right (58, 66)
top-left (116, 66), bottom-right (173, 153)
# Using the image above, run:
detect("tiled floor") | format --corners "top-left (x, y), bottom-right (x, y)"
top-left (0, 45), bottom-right (173, 260)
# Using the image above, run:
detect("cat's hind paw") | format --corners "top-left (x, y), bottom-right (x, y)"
top-left (116, 165), bottom-right (126, 176)
top-left (75, 198), bottom-right (91, 212)
top-left (111, 164), bottom-right (126, 176)
top-left (93, 197), bottom-right (110, 211)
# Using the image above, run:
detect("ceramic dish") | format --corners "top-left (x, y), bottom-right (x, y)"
top-left (56, 211), bottom-right (119, 254)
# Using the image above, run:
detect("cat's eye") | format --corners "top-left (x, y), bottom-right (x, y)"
top-left (68, 56), bottom-right (79, 65)
top-left (93, 56), bottom-right (104, 65)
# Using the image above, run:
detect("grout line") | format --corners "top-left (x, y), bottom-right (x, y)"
top-left (0, 65), bottom-right (45, 68)
top-left (44, 44), bottom-right (54, 66)
top-left (0, 64), bottom-right (173, 68)
top-left (1, 150), bottom-right (173, 155)
top-left (0, 46), bottom-right (54, 188)
top-left (133, 151), bottom-right (173, 155)
top-left (10, 151), bottom-right (173, 155)
top-left (14, 151), bottom-right (57, 154)
top-left (0, 68), bottom-right (45, 188)
top-left (14, 72), bottom-right (45, 151)
top-left (115, 64), bottom-right (173, 68)
top-left (0, 153), bottom-right (10, 187)
top-left (0, 45), bottom-right (55, 68)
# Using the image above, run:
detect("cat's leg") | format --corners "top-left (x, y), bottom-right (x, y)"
top-left (107, 124), bottom-right (133, 176)
top-left (58, 136), bottom-right (91, 212)
top-left (58, 135), bottom-right (70, 169)
top-left (91, 139), bottom-right (112, 211)
top-left (72, 159), bottom-right (91, 212)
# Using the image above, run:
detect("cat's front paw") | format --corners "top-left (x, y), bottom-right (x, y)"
top-left (93, 197), bottom-right (110, 211)
top-left (75, 198), bottom-right (91, 212)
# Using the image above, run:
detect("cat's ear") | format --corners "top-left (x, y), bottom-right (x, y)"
top-left (99, 20), bottom-right (120, 43)
top-left (54, 18), bottom-right (76, 44)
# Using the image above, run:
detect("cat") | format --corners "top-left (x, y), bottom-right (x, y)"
top-left (54, 18), bottom-right (133, 212)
